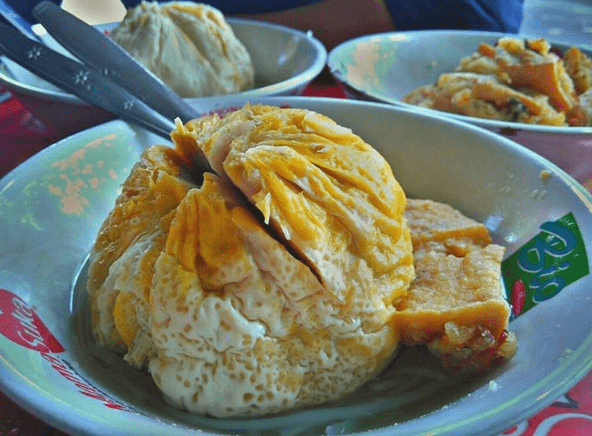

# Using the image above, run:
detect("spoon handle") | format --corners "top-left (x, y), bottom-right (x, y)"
top-left (0, 22), bottom-right (177, 139)
top-left (32, 1), bottom-right (200, 123)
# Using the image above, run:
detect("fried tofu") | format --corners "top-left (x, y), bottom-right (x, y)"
top-left (393, 199), bottom-right (516, 372)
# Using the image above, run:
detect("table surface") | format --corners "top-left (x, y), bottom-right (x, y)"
top-left (3, 0), bottom-right (592, 428)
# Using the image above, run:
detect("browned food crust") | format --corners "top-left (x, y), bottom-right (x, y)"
top-left (393, 199), bottom-right (516, 373)
top-left (404, 37), bottom-right (592, 126)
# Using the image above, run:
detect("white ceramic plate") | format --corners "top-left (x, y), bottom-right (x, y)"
top-left (1, 97), bottom-right (592, 436)
top-left (327, 30), bottom-right (592, 185)
top-left (0, 18), bottom-right (327, 105)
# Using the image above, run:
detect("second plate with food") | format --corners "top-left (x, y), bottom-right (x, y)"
top-left (0, 18), bottom-right (326, 137)
top-left (328, 30), bottom-right (592, 186)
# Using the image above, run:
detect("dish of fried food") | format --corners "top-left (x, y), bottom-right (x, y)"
top-left (404, 37), bottom-right (592, 126)
top-left (87, 104), bottom-right (514, 418)
top-left (109, 1), bottom-right (254, 98)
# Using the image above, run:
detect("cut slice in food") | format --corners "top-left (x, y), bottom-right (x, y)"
top-left (87, 105), bottom-right (514, 418)
top-left (88, 104), bottom-right (415, 417)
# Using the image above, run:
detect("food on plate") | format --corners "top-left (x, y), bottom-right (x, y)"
top-left (397, 199), bottom-right (515, 372)
top-left (404, 37), bottom-right (592, 126)
top-left (87, 104), bottom-right (515, 418)
top-left (109, 1), bottom-right (254, 98)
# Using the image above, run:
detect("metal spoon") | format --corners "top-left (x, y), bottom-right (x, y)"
top-left (0, 22), bottom-right (214, 175)
top-left (32, 1), bottom-right (200, 123)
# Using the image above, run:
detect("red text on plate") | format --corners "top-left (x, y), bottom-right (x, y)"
top-left (0, 288), bottom-right (64, 353)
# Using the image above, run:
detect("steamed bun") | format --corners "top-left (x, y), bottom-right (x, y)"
top-left (87, 104), bottom-right (415, 417)
top-left (109, 1), bottom-right (254, 97)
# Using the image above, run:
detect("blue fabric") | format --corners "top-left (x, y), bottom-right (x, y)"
top-left (118, 0), bottom-right (524, 31)
top-left (3, 0), bottom-right (324, 22)
top-left (5, 0), bottom-right (523, 34)
top-left (384, 0), bottom-right (524, 33)
top-left (2, 0), bottom-right (61, 25)
top-left (146, 0), bottom-right (324, 15)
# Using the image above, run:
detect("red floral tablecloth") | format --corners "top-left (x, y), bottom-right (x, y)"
top-left (1, 81), bottom-right (592, 436)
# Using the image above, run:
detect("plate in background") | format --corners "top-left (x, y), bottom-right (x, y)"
top-left (327, 30), bottom-right (592, 186)
top-left (0, 19), bottom-right (326, 137)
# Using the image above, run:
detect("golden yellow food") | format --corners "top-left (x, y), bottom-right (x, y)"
top-left (405, 37), bottom-right (592, 126)
top-left (88, 104), bottom-right (416, 417)
top-left (109, 1), bottom-right (254, 98)
top-left (397, 199), bottom-right (515, 372)
top-left (87, 104), bottom-right (514, 418)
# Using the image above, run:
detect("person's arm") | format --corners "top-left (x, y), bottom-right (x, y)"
top-left (241, 0), bottom-right (395, 50)
top-left (56, 0), bottom-right (395, 49)
top-left (382, 0), bottom-right (524, 33)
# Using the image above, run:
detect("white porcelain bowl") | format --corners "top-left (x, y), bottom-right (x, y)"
top-left (1, 97), bottom-right (592, 436)
top-left (328, 30), bottom-right (592, 187)
top-left (0, 19), bottom-right (326, 137)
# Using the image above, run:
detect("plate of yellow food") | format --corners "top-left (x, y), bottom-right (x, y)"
top-left (328, 31), bottom-right (592, 187)
top-left (0, 96), bottom-right (591, 436)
